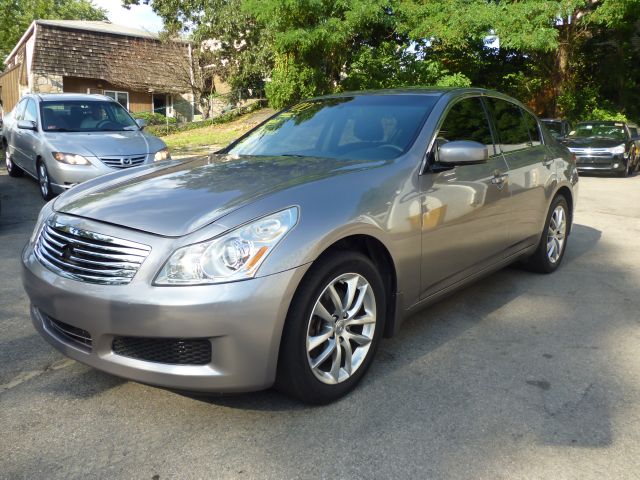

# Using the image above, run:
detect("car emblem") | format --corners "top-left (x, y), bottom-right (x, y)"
top-left (61, 243), bottom-right (75, 260)
top-left (121, 157), bottom-right (132, 166)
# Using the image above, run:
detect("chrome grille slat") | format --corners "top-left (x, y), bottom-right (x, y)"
top-left (38, 246), bottom-right (136, 277)
top-left (35, 222), bottom-right (151, 285)
top-left (46, 228), bottom-right (150, 256)
top-left (100, 155), bottom-right (146, 169)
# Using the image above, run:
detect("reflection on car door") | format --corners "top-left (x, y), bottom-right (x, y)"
top-left (13, 98), bottom-right (39, 176)
top-left (419, 96), bottom-right (511, 299)
top-left (485, 97), bottom-right (553, 248)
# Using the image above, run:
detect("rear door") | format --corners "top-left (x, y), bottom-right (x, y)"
top-left (485, 97), bottom-right (553, 248)
top-left (420, 95), bottom-right (511, 298)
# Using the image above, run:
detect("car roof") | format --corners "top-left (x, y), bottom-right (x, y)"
top-left (540, 118), bottom-right (567, 122)
top-left (576, 120), bottom-right (627, 125)
top-left (28, 93), bottom-right (115, 103)
top-left (311, 87), bottom-right (507, 100)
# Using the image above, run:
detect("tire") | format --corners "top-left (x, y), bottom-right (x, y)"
top-left (37, 160), bottom-right (54, 200)
top-left (276, 251), bottom-right (386, 404)
top-left (523, 195), bottom-right (570, 273)
top-left (5, 147), bottom-right (23, 177)
top-left (620, 158), bottom-right (631, 177)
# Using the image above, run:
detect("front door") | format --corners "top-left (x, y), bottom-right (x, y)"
top-left (420, 96), bottom-right (512, 299)
top-left (12, 98), bottom-right (40, 176)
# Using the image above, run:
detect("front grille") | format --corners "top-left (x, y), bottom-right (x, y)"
top-left (47, 316), bottom-right (92, 350)
top-left (112, 337), bottom-right (212, 365)
top-left (35, 221), bottom-right (151, 285)
top-left (568, 148), bottom-right (613, 158)
top-left (100, 155), bottom-right (147, 169)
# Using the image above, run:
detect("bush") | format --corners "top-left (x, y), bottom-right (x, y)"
top-left (132, 112), bottom-right (178, 126)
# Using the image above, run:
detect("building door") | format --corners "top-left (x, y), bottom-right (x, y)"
top-left (153, 94), bottom-right (167, 116)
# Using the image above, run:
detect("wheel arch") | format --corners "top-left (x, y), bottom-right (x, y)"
top-left (307, 234), bottom-right (399, 338)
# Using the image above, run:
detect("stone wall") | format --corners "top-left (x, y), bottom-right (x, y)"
top-left (32, 73), bottom-right (63, 93)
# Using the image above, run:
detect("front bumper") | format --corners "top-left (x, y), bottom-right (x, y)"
top-left (573, 154), bottom-right (627, 174)
top-left (46, 154), bottom-right (155, 194)
top-left (22, 243), bottom-right (308, 393)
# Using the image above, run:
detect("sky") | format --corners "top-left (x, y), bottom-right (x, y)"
top-left (92, 0), bottom-right (164, 33)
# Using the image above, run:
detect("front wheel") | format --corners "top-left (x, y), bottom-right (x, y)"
top-left (37, 160), bottom-right (54, 200)
top-left (276, 251), bottom-right (386, 404)
top-left (523, 195), bottom-right (570, 273)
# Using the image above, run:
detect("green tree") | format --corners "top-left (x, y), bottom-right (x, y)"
top-left (0, 0), bottom-right (107, 68)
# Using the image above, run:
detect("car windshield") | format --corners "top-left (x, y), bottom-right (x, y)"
top-left (569, 122), bottom-right (626, 141)
top-left (227, 95), bottom-right (439, 161)
top-left (40, 100), bottom-right (139, 132)
top-left (542, 121), bottom-right (562, 135)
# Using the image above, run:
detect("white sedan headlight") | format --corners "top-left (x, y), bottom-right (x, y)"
top-left (154, 147), bottom-right (171, 162)
top-left (155, 207), bottom-right (299, 285)
top-left (609, 144), bottom-right (626, 155)
top-left (52, 152), bottom-right (90, 165)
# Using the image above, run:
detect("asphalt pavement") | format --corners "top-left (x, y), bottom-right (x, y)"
top-left (1, 164), bottom-right (639, 479)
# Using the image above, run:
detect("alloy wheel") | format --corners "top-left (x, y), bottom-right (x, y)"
top-left (38, 163), bottom-right (49, 198)
top-left (5, 149), bottom-right (12, 173)
top-left (306, 273), bottom-right (376, 385)
top-left (547, 205), bottom-right (567, 264)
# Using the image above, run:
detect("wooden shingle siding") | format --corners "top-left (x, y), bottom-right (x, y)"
top-left (62, 77), bottom-right (153, 114)
top-left (32, 24), bottom-right (189, 93)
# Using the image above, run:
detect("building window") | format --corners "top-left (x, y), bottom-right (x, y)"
top-left (104, 90), bottom-right (129, 110)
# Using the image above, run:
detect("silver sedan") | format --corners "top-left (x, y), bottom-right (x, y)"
top-left (2, 93), bottom-right (169, 199)
top-left (22, 88), bottom-right (578, 403)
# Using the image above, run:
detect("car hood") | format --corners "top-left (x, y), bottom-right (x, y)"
top-left (563, 137), bottom-right (625, 149)
top-left (43, 130), bottom-right (165, 157)
top-left (54, 154), bottom-right (382, 237)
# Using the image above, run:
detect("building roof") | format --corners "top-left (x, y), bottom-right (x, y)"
top-left (35, 20), bottom-right (160, 40)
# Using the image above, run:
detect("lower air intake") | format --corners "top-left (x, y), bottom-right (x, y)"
top-left (112, 337), bottom-right (212, 365)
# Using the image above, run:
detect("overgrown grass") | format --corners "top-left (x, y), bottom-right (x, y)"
top-left (163, 108), bottom-right (274, 157)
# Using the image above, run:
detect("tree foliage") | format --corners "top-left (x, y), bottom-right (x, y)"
top-left (0, 0), bottom-right (107, 66)
top-left (126, 0), bottom-right (640, 120)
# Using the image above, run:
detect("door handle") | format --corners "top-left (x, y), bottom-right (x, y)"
top-left (491, 172), bottom-right (509, 189)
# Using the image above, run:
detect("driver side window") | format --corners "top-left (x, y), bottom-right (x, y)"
top-left (437, 97), bottom-right (495, 155)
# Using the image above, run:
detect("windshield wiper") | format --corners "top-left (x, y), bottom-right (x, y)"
top-left (45, 128), bottom-right (76, 132)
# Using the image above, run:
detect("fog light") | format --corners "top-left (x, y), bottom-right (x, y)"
top-left (613, 163), bottom-right (619, 168)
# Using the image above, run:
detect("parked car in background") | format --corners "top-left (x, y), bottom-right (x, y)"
top-left (2, 93), bottom-right (170, 199)
top-left (564, 120), bottom-right (640, 176)
top-left (541, 118), bottom-right (572, 139)
top-left (22, 88), bottom-right (578, 404)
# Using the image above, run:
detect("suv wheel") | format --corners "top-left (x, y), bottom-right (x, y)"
top-left (276, 251), bottom-right (386, 404)
top-left (523, 195), bottom-right (570, 273)
top-left (37, 160), bottom-right (54, 200)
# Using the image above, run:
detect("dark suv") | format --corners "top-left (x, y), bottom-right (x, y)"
top-left (564, 120), bottom-right (640, 176)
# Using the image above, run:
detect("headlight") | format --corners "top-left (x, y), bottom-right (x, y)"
top-left (155, 207), bottom-right (299, 285)
top-left (30, 199), bottom-right (54, 243)
top-left (154, 147), bottom-right (171, 162)
top-left (609, 144), bottom-right (626, 155)
top-left (52, 152), bottom-right (90, 165)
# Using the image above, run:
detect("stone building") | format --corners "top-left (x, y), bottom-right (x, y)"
top-left (0, 20), bottom-right (195, 121)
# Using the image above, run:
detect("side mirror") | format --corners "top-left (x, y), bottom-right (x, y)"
top-left (136, 119), bottom-right (147, 129)
top-left (17, 119), bottom-right (37, 131)
top-left (438, 140), bottom-right (488, 166)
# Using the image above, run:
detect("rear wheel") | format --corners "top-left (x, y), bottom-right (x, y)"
top-left (5, 147), bottom-right (23, 177)
top-left (523, 195), bottom-right (569, 273)
top-left (276, 251), bottom-right (386, 404)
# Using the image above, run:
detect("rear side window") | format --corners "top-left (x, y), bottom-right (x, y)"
top-left (522, 110), bottom-right (541, 146)
top-left (486, 98), bottom-right (531, 153)
top-left (23, 99), bottom-right (38, 123)
top-left (437, 97), bottom-right (495, 154)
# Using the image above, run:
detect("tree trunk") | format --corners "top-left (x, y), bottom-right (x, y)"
top-left (552, 23), bottom-right (572, 118)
